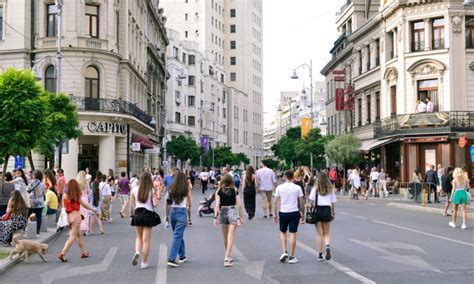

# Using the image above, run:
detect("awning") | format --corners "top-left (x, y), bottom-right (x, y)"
top-left (360, 138), bottom-right (396, 153)
top-left (131, 134), bottom-right (155, 149)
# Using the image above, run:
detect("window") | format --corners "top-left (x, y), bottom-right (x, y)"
top-left (0, 5), bottom-right (3, 40)
top-left (85, 66), bottom-right (99, 99)
top-left (185, 13), bottom-right (188, 20)
top-left (185, 31), bottom-right (188, 38)
top-left (84, 5), bottom-right (99, 38)
top-left (222, 125), bottom-right (226, 134)
top-left (230, 40), bottom-right (236, 49)
top-left (357, 98), bottom-right (362, 127)
top-left (366, 95), bottom-right (371, 124)
top-left (230, 72), bottom-right (236, 81)
top-left (188, 95), bottom-right (195, 106)
top-left (173, 47), bottom-right (179, 60)
top-left (366, 44), bottom-right (371, 71)
top-left (175, 112), bottom-right (181, 123)
top-left (375, 39), bottom-right (380, 66)
top-left (182, 53), bottom-right (187, 63)
top-left (375, 92), bottom-right (380, 120)
top-left (188, 54), bottom-right (195, 65)
top-left (230, 9), bottom-right (236, 17)
top-left (466, 17), bottom-right (474, 48)
top-left (223, 107), bottom-right (226, 118)
top-left (188, 116), bottom-right (195, 126)
top-left (44, 65), bottom-right (56, 93)
top-left (230, 25), bottom-right (236, 33)
top-left (358, 50), bottom-right (362, 75)
top-left (188, 75), bottom-right (195, 86)
top-left (432, 18), bottom-right (445, 49)
top-left (417, 79), bottom-right (438, 112)
top-left (220, 73), bottom-right (224, 83)
top-left (230, 57), bottom-right (236, 65)
top-left (46, 4), bottom-right (58, 37)
top-left (411, 21), bottom-right (424, 52)
top-left (211, 102), bottom-right (215, 111)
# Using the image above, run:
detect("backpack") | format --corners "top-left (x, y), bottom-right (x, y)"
top-left (233, 174), bottom-right (240, 187)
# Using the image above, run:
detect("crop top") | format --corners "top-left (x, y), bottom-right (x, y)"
top-left (64, 198), bottom-right (80, 213)
top-left (218, 187), bottom-right (238, 207)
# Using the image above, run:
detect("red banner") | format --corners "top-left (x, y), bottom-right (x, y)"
top-left (335, 88), bottom-right (345, 111)
top-left (347, 83), bottom-right (354, 111)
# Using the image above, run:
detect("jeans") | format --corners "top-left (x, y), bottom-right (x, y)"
top-left (28, 207), bottom-right (43, 234)
top-left (0, 205), bottom-right (7, 217)
top-left (168, 207), bottom-right (187, 261)
top-left (47, 208), bottom-right (57, 215)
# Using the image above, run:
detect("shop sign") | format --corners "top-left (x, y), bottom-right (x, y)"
top-left (14, 156), bottom-right (24, 169)
top-left (131, 143), bottom-right (141, 151)
top-left (87, 122), bottom-right (127, 134)
top-left (118, 160), bottom-right (127, 167)
top-left (332, 70), bottom-right (346, 81)
top-left (403, 137), bottom-right (448, 143)
top-left (335, 88), bottom-right (345, 111)
top-left (458, 136), bottom-right (467, 148)
top-left (145, 147), bottom-right (160, 154)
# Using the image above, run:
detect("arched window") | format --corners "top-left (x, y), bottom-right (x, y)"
top-left (44, 65), bottom-right (56, 93)
top-left (85, 66), bottom-right (99, 99)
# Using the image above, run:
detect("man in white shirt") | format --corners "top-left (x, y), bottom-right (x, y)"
top-left (256, 160), bottom-right (277, 218)
top-left (199, 169), bottom-right (210, 194)
top-left (273, 170), bottom-right (304, 264)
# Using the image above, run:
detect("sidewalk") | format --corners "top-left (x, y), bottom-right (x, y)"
top-left (336, 190), bottom-right (474, 218)
top-left (0, 228), bottom-right (61, 274)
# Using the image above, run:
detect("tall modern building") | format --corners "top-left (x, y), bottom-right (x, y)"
top-left (0, 0), bottom-right (168, 180)
top-left (161, 0), bottom-right (263, 166)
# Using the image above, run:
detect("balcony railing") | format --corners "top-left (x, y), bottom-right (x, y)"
top-left (432, 38), bottom-right (445, 49)
top-left (411, 40), bottom-right (425, 52)
top-left (374, 111), bottom-right (474, 138)
top-left (72, 97), bottom-right (154, 127)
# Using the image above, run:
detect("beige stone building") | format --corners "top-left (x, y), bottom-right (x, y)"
top-left (0, 0), bottom-right (168, 180)
top-left (322, 0), bottom-right (474, 183)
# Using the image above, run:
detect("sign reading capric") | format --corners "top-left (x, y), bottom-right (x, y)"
top-left (87, 122), bottom-right (128, 134)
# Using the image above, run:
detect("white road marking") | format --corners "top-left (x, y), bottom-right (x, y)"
top-left (40, 247), bottom-right (118, 284)
top-left (233, 246), bottom-right (270, 282)
top-left (296, 241), bottom-right (376, 284)
top-left (354, 215), bottom-right (369, 220)
top-left (372, 220), bottom-right (474, 248)
top-left (156, 243), bottom-right (168, 284)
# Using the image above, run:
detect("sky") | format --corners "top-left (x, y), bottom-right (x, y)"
top-left (262, 0), bottom-right (346, 114)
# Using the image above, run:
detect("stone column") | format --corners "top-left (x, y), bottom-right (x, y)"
top-left (62, 139), bottom-right (79, 181)
top-left (424, 19), bottom-right (432, 50)
top-left (99, 136), bottom-right (116, 174)
top-left (393, 30), bottom-right (398, 57)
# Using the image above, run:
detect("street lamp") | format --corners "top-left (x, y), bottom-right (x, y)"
top-left (291, 60), bottom-right (313, 128)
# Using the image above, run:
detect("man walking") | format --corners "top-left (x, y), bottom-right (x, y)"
top-left (424, 164), bottom-right (439, 203)
top-left (273, 170), bottom-right (304, 264)
top-left (199, 168), bottom-right (210, 194)
top-left (256, 160), bottom-right (276, 218)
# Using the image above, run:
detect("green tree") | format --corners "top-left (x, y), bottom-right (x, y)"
top-left (213, 146), bottom-right (235, 168)
top-left (325, 133), bottom-right (362, 185)
top-left (271, 127), bottom-right (301, 167)
top-left (232, 152), bottom-right (250, 166)
top-left (262, 158), bottom-right (279, 169)
top-left (0, 68), bottom-right (48, 176)
top-left (295, 128), bottom-right (333, 169)
top-left (166, 135), bottom-right (200, 169)
top-left (35, 92), bottom-right (82, 169)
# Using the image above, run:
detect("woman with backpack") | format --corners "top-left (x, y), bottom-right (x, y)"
top-left (243, 166), bottom-right (257, 220)
top-left (309, 172), bottom-right (336, 261)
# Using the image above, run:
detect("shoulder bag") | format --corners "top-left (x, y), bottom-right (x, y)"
top-left (305, 193), bottom-right (318, 224)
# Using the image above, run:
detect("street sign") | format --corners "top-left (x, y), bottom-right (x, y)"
top-left (131, 142), bottom-right (141, 151)
top-left (144, 147), bottom-right (160, 154)
top-left (14, 156), bottom-right (24, 169)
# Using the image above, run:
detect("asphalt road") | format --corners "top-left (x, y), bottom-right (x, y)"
top-left (1, 188), bottom-right (473, 284)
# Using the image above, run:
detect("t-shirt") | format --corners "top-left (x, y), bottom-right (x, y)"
top-left (117, 178), bottom-right (130, 195)
top-left (163, 175), bottom-right (174, 191)
top-left (441, 174), bottom-right (453, 193)
top-left (370, 172), bottom-right (379, 181)
top-left (256, 167), bottom-right (276, 191)
top-left (100, 182), bottom-right (112, 196)
top-left (131, 186), bottom-right (154, 211)
top-left (217, 187), bottom-right (239, 207)
top-left (275, 182), bottom-right (303, 213)
top-left (199, 172), bottom-right (210, 181)
top-left (45, 190), bottom-right (59, 210)
top-left (130, 177), bottom-right (139, 188)
top-left (309, 188), bottom-right (337, 207)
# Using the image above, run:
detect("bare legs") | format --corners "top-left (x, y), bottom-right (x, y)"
top-left (279, 232), bottom-right (296, 257)
top-left (89, 214), bottom-right (104, 234)
top-left (221, 224), bottom-right (236, 259)
top-left (135, 226), bottom-right (152, 264)
top-left (61, 222), bottom-right (87, 256)
top-left (316, 222), bottom-right (331, 254)
top-left (451, 204), bottom-right (459, 224)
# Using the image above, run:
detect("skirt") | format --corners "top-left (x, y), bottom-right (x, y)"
top-left (131, 208), bottom-right (161, 227)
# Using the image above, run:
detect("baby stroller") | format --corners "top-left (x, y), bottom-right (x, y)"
top-left (198, 190), bottom-right (216, 217)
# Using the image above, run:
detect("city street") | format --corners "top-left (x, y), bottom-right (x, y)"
top-left (1, 190), bottom-right (473, 284)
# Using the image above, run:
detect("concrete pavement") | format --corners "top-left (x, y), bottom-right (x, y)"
top-left (1, 188), bottom-right (473, 284)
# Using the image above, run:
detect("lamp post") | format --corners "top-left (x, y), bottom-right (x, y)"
top-left (291, 60), bottom-right (313, 128)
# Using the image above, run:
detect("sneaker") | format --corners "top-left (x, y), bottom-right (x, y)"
top-left (288, 256), bottom-right (298, 264)
top-left (461, 223), bottom-right (467, 230)
top-left (167, 259), bottom-right (179, 267)
top-left (449, 221), bottom-right (456, 228)
top-left (269, 214), bottom-right (273, 217)
top-left (140, 262), bottom-right (149, 269)
top-left (262, 215), bottom-right (268, 219)
top-left (317, 254), bottom-right (324, 262)
top-left (325, 247), bottom-right (332, 261)
top-left (224, 258), bottom-right (233, 267)
top-left (279, 252), bottom-right (288, 263)
top-left (178, 256), bottom-right (187, 263)
top-left (132, 252), bottom-right (140, 266)
top-left (85, 231), bottom-right (93, 236)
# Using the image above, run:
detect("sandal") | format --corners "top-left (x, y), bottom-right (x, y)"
top-left (119, 212), bottom-right (125, 218)
top-left (187, 221), bottom-right (193, 227)
top-left (58, 252), bottom-right (68, 262)
top-left (80, 252), bottom-right (90, 258)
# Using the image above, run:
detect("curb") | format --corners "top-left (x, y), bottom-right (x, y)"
top-left (0, 229), bottom-right (62, 275)
top-left (387, 203), bottom-right (474, 219)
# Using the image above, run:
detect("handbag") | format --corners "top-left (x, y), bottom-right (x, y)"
top-left (57, 208), bottom-right (69, 227)
top-left (151, 209), bottom-right (161, 227)
top-left (305, 191), bottom-right (318, 224)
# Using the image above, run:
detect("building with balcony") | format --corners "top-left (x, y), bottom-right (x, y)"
top-left (321, 0), bottom-right (474, 184)
top-left (0, 0), bottom-right (168, 180)
top-left (263, 112), bottom-right (277, 159)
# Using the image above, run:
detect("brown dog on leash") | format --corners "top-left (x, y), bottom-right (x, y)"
top-left (8, 233), bottom-right (49, 263)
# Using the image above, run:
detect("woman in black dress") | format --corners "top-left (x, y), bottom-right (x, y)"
top-left (242, 166), bottom-right (257, 220)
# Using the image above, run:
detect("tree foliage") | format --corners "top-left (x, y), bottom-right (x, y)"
top-left (0, 68), bottom-right (48, 173)
top-left (35, 92), bottom-right (82, 168)
top-left (262, 158), bottom-right (279, 169)
top-left (166, 135), bottom-right (200, 166)
top-left (324, 133), bottom-right (361, 166)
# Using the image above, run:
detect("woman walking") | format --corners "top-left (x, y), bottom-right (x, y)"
top-left (449, 168), bottom-right (469, 229)
top-left (27, 170), bottom-right (45, 235)
top-left (243, 166), bottom-right (257, 220)
top-left (214, 175), bottom-right (244, 267)
top-left (101, 176), bottom-right (113, 222)
top-left (76, 171), bottom-right (90, 234)
top-left (117, 172), bottom-right (130, 218)
top-left (58, 179), bottom-right (97, 262)
top-left (0, 191), bottom-right (28, 246)
top-left (88, 176), bottom-right (104, 235)
top-left (166, 171), bottom-right (192, 267)
top-left (350, 169), bottom-right (361, 200)
top-left (309, 172), bottom-right (336, 261)
top-left (130, 172), bottom-right (159, 269)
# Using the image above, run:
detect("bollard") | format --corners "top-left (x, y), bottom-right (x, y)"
top-left (47, 214), bottom-right (56, 228)
top-left (25, 222), bottom-right (37, 239)
top-left (422, 187), bottom-right (426, 207)
top-left (40, 217), bottom-right (48, 232)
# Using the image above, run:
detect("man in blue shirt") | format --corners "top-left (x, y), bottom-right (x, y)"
top-left (163, 168), bottom-right (178, 194)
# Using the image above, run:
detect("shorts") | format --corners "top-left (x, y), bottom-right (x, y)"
top-left (278, 211), bottom-right (300, 233)
top-left (452, 190), bottom-right (468, 205)
top-left (120, 194), bottom-right (130, 204)
top-left (218, 207), bottom-right (238, 225)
